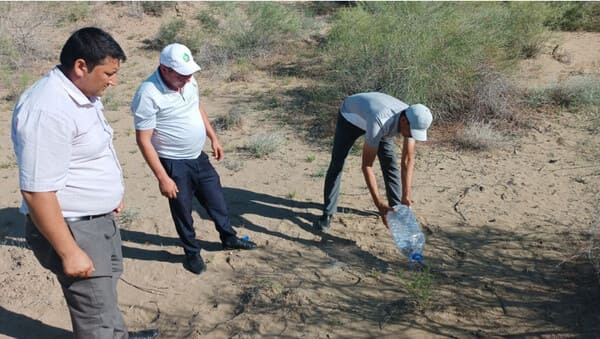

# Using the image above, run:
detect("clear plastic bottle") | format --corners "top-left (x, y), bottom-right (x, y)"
top-left (386, 205), bottom-right (425, 267)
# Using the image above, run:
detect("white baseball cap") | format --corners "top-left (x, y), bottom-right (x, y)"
top-left (405, 104), bottom-right (433, 141)
top-left (159, 43), bottom-right (201, 76)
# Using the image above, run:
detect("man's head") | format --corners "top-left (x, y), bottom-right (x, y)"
top-left (60, 27), bottom-right (126, 98)
top-left (399, 104), bottom-right (433, 141)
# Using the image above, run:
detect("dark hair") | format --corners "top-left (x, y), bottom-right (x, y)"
top-left (60, 27), bottom-right (126, 72)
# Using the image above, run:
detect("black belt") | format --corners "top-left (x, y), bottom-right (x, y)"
top-left (64, 213), bottom-right (111, 223)
top-left (27, 213), bottom-right (111, 224)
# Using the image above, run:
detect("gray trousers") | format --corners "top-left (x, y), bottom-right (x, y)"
top-left (322, 112), bottom-right (402, 217)
top-left (25, 214), bottom-right (128, 339)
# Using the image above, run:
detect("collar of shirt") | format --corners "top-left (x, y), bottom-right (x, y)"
top-left (52, 66), bottom-right (99, 107)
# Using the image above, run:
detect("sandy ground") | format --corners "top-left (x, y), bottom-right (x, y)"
top-left (1, 3), bottom-right (599, 338)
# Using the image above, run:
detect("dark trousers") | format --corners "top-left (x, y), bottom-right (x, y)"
top-left (323, 112), bottom-right (402, 217)
top-left (25, 215), bottom-right (127, 339)
top-left (160, 152), bottom-right (236, 257)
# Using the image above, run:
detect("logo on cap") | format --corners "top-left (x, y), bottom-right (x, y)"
top-left (183, 53), bottom-right (190, 62)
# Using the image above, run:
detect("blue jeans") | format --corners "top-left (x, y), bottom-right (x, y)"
top-left (322, 112), bottom-right (402, 217)
top-left (160, 152), bottom-right (236, 257)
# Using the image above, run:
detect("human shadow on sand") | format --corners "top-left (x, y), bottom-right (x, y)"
top-left (0, 206), bottom-right (184, 264)
top-left (0, 207), bottom-right (27, 247)
top-left (0, 306), bottom-right (71, 339)
top-left (190, 187), bottom-right (390, 272)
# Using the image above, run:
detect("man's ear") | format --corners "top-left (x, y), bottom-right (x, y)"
top-left (72, 59), bottom-right (88, 78)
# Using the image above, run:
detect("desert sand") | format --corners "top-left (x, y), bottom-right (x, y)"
top-left (1, 3), bottom-right (599, 338)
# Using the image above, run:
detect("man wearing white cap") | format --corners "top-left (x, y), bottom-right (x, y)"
top-left (316, 92), bottom-right (433, 232)
top-left (131, 43), bottom-right (256, 275)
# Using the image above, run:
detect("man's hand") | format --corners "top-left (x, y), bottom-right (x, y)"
top-left (212, 140), bottom-right (224, 161)
top-left (113, 201), bottom-right (124, 214)
top-left (401, 197), bottom-right (412, 208)
top-left (61, 246), bottom-right (95, 278)
top-left (377, 203), bottom-right (395, 229)
top-left (158, 176), bottom-right (179, 199)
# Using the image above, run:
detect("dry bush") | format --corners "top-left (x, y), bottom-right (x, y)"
top-left (0, 3), bottom-right (54, 69)
top-left (455, 121), bottom-right (505, 151)
top-left (213, 108), bottom-right (243, 131)
top-left (471, 68), bottom-right (520, 123)
top-left (246, 132), bottom-right (284, 158)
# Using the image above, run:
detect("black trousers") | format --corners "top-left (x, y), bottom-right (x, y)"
top-left (160, 152), bottom-right (237, 257)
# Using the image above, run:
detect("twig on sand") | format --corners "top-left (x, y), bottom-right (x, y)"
top-left (484, 283), bottom-right (508, 315)
top-left (453, 184), bottom-right (481, 221)
top-left (120, 277), bottom-right (166, 296)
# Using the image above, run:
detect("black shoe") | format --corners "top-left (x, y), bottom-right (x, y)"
top-left (184, 253), bottom-right (206, 274)
top-left (128, 328), bottom-right (159, 339)
top-left (223, 236), bottom-right (257, 250)
top-left (316, 215), bottom-right (332, 232)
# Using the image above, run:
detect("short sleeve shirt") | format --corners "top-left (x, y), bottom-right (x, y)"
top-left (131, 69), bottom-right (206, 160)
top-left (340, 92), bottom-right (408, 147)
top-left (11, 67), bottom-right (124, 217)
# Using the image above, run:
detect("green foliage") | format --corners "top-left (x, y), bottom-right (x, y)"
top-left (144, 18), bottom-right (201, 51)
top-left (528, 75), bottom-right (600, 109)
top-left (398, 267), bottom-right (435, 310)
top-left (195, 10), bottom-right (220, 32)
top-left (144, 18), bottom-right (189, 51)
top-left (545, 2), bottom-right (600, 32)
top-left (216, 2), bottom-right (305, 58)
top-left (324, 2), bottom-right (549, 123)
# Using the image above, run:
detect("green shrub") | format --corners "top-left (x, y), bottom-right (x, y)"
top-left (156, 18), bottom-right (186, 46)
top-left (217, 2), bottom-right (305, 58)
top-left (528, 75), bottom-right (600, 108)
top-left (144, 18), bottom-right (190, 51)
top-left (324, 2), bottom-right (549, 124)
top-left (545, 2), bottom-right (600, 32)
top-left (195, 10), bottom-right (220, 32)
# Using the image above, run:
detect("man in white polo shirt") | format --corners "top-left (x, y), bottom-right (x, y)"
top-left (11, 27), bottom-right (157, 339)
top-left (316, 92), bottom-right (433, 232)
top-left (132, 43), bottom-right (256, 275)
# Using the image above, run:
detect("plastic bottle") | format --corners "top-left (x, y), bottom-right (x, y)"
top-left (386, 205), bottom-right (425, 268)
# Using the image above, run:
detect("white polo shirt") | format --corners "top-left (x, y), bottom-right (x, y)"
top-left (131, 69), bottom-right (206, 160)
top-left (340, 92), bottom-right (407, 147)
top-left (11, 66), bottom-right (124, 217)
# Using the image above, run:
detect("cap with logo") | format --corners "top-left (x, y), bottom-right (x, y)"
top-left (159, 43), bottom-right (201, 76)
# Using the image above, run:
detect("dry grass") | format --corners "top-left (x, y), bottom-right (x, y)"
top-left (246, 132), bottom-right (284, 158)
top-left (455, 121), bottom-right (505, 151)
top-left (213, 108), bottom-right (244, 131)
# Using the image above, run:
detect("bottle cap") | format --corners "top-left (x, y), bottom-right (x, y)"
top-left (409, 253), bottom-right (424, 270)
top-left (411, 253), bottom-right (423, 263)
